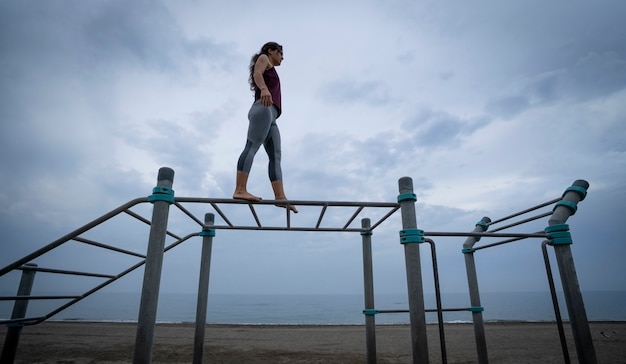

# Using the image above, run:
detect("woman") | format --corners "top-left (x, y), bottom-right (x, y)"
top-left (233, 41), bottom-right (298, 213)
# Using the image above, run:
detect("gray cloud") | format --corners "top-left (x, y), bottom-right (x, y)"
top-left (401, 109), bottom-right (491, 148)
top-left (319, 78), bottom-right (392, 104)
top-left (486, 51), bottom-right (626, 119)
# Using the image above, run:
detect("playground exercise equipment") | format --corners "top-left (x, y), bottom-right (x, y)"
top-left (0, 167), bottom-right (596, 363)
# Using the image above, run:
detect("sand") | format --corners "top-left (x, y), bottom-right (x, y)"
top-left (1, 321), bottom-right (624, 363)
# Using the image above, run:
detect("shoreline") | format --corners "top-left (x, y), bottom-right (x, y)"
top-left (38, 318), bottom-right (626, 325)
top-left (2, 321), bottom-right (625, 363)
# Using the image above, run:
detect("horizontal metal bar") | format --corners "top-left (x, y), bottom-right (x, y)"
top-left (424, 231), bottom-right (549, 239)
top-left (0, 295), bottom-right (81, 301)
top-left (375, 307), bottom-right (472, 314)
top-left (17, 265), bottom-right (116, 279)
top-left (489, 211), bottom-right (553, 233)
top-left (175, 197), bottom-right (400, 208)
top-left (488, 198), bottom-right (561, 226)
top-left (210, 225), bottom-right (369, 233)
top-left (0, 316), bottom-right (47, 326)
top-left (472, 231), bottom-right (544, 251)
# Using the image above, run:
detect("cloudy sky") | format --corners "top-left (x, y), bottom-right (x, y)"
top-left (1, 0), bottom-right (625, 302)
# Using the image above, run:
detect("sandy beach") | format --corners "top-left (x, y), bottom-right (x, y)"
top-left (2, 321), bottom-right (624, 363)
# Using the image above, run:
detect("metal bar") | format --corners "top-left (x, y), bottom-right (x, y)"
top-left (425, 231), bottom-right (548, 239)
top-left (487, 197), bottom-right (561, 226)
top-left (472, 237), bottom-right (525, 251)
top-left (172, 202), bottom-right (204, 227)
top-left (210, 202), bottom-right (233, 227)
top-left (193, 213), bottom-right (215, 364)
top-left (123, 209), bottom-right (153, 225)
top-left (0, 232), bottom-right (198, 328)
top-left (361, 218), bottom-right (376, 364)
top-left (248, 204), bottom-right (262, 228)
top-left (0, 316), bottom-right (46, 326)
top-left (376, 307), bottom-right (472, 314)
top-left (425, 238), bottom-right (447, 364)
top-left (0, 295), bottom-right (81, 301)
top-left (489, 211), bottom-right (553, 233)
top-left (315, 205), bottom-right (328, 229)
top-left (123, 208), bottom-right (182, 241)
top-left (369, 206), bottom-right (401, 230)
top-left (210, 225), bottom-right (370, 233)
top-left (45, 233), bottom-right (200, 327)
top-left (17, 265), bottom-right (116, 279)
top-left (471, 231), bottom-right (543, 251)
top-left (398, 177), bottom-right (429, 363)
top-left (0, 197), bottom-right (147, 277)
top-left (134, 167), bottom-right (175, 364)
top-left (1, 263), bottom-right (37, 364)
top-left (71, 237), bottom-right (146, 259)
top-left (175, 197), bottom-right (400, 208)
top-left (542, 241), bottom-right (571, 364)
top-left (343, 206), bottom-right (364, 230)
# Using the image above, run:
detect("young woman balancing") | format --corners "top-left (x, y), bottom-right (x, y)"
top-left (233, 42), bottom-right (298, 213)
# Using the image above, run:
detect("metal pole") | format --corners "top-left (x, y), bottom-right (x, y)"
top-left (547, 180), bottom-right (596, 363)
top-left (361, 218), bottom-right (377, 364)
top-left (462, 217), bottom-right (490, 364)
top-left (398, 177), bottom-right (429, 363)
top-left (134, 167), bottom-right (175, 364)
top-left (193, 213), bottom-right (215, 364)
top-left (541, 241), bottom-right (571, 364)
top-left (1, 263), bottom-right (37, 364)
top-left (424, 239), bottom-right (447, 364)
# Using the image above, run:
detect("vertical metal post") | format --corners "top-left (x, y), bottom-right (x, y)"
top-left (424, 239), bottom-right (447, 364)
top-left (462, 217), bottom-right (490, 364)
top-left (1, 263), bottom-right (37, 364)
top-left (193, 213), bottom-right (215, 364)
top-left (134, 167), bottom-right (175, 364)
top-left (548, 180), bottom-right (596, 363)
top-left (361, 218), bottom-right (377, 364)
top-left (541, 241), bottom-right (571, 364)
top-left (398, 177), bottom-right (429, 363)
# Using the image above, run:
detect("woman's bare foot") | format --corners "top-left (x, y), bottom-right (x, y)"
top-left (233, 171), bottom-right (261, 201)
top-left (270, 181), bottom-right (297, 213)
top-left (274, 199), bottom-right (298, 213)
top-left (233, 190), bottom-right (262, 201)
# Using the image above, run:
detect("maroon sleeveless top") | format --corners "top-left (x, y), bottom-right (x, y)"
top-left (254, 67), bottom-right (282, 117)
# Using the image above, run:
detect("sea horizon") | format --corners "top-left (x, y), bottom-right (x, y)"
top-left (2, 290), bottom-right (625, 325)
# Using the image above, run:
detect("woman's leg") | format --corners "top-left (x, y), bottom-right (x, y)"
top-left (263, 120), bottom-right (298, 213)
top-left (263, 122), bottom-right (282, 182)
top-left (233, 101), bottom-right (274, 201)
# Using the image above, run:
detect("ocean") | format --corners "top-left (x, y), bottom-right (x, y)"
top-left (2, 291), bottom-right (625, 325)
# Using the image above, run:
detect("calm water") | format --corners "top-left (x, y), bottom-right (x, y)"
top-left (2, 291), bottom-right (624, 324)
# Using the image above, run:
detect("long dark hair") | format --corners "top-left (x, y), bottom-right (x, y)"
top-left (249, 41), bottom-right (283, 92)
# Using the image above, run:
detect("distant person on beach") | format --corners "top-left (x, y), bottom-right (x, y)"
top-left (233, 41), bottom-right (298, 213)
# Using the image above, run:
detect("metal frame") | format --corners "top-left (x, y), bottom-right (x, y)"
top-left (0, 167), bottom-right (597, 364)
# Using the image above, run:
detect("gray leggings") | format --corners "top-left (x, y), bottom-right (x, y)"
top-left (236, 100), bottom-right (282, 181)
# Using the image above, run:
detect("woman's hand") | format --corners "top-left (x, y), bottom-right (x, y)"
top-left (260, 88), bottom-right (273, 107)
